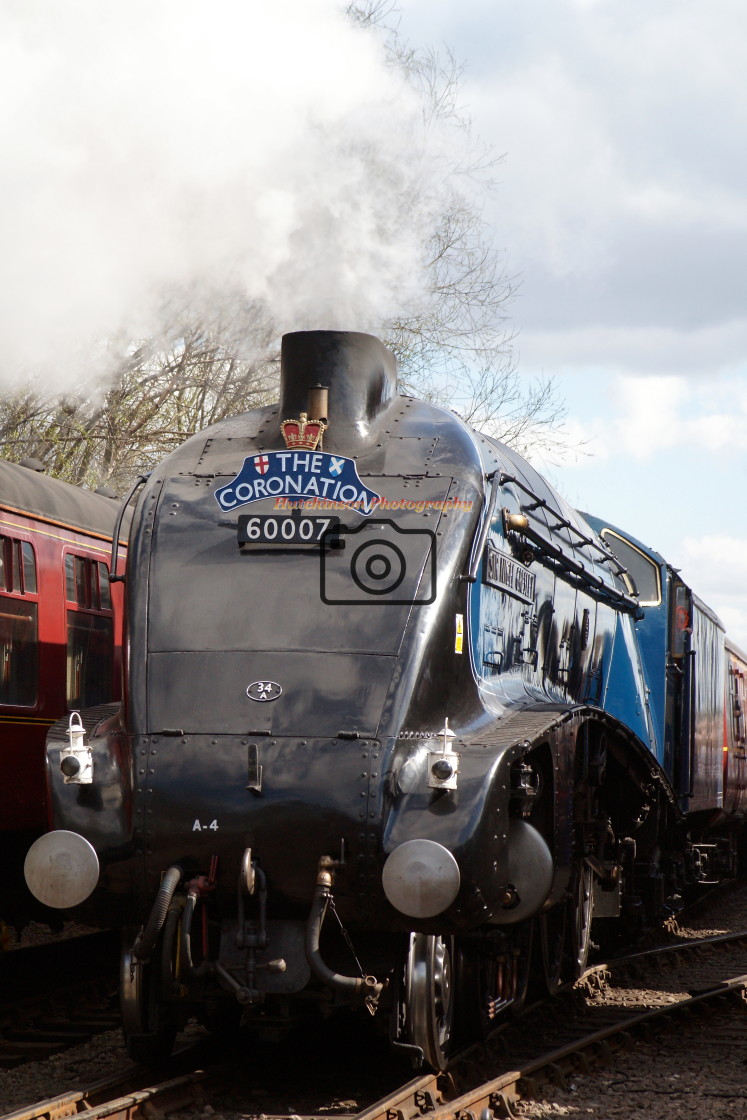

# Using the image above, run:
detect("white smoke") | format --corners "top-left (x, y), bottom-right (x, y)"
top-left (0, 0), bottom-right (463, 391)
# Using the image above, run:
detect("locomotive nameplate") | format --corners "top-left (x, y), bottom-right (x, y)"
top-left (483, 541), bottom-right (536, 603)
top-left (238, 514), bottom-right (340, 548)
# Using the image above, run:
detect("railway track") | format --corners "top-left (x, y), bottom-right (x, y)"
top-left (6, 925), bottom-right (747, 1120)
top-left (0, 931), bottom-right (120, 1067)
top-left (358, 929), bottom-right (747, 1120)
top-left (358, 980), bottom-right (747, 1120)
top-left (1, 1065), bottom-right (207, 1120)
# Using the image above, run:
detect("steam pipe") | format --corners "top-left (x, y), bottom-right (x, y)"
top-left (179, 889), bottom-right (199, 977)
top-left (132, 864), bottom-right (182, 962)
top-left (161, 904), bottom-right (181, 992)
top-left (304, 864), bottom-right (384, 1003)
top-left (179, 874), bottom-right (216, 978)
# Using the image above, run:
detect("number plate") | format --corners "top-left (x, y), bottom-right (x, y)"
top-left (238, 514), bottom-right (340, 548)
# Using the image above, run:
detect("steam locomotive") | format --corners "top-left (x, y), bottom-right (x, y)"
top-left (0, 458), bottom-right (125, 929)
top-left (24, 331), bottom-right (747, 1068)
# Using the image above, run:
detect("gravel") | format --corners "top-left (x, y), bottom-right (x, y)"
top-left (516, 883), bottom-right (747, 1120)
top-left (0, 1029), bottom-right (130, 1112)
top-left (3, 887), bottom-right (747, 1120)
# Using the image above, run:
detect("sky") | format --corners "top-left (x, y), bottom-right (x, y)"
top-left (395, 0), bottom-right (747, 649)
top-left (0, 0), bottom-right (467, 385)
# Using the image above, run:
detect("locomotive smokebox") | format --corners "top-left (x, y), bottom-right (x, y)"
top-left (280, 331), bottom-right (398, 448)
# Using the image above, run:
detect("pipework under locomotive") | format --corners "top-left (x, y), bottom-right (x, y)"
top-left (25, 331), bottom-right (747, 1069)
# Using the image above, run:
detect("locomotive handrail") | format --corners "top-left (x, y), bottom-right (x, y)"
top-left (459, 470), bottom-right (641, 615)
top-left (503, 511), bottom-right (643, 616)
top-left (498, 472), bottom-right (628, 575)
top-left (108, 472), bottom-right (151, 583)
top-left (495, 472), bottom-right (642, 616)
top-left (462, 470), bottom-right (500, 583)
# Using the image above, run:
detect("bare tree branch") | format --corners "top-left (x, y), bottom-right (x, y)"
top-left (0, 4), bottom-right (578, 487)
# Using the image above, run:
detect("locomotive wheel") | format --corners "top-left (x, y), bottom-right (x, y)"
top-left (540, 860), bottom-right (594, 992)
top-left (120, 929), bottom-right (177, 1065)
top-left (405, 933), bottom-right (453, 1071)
top-left (571, 860), bottom-right (594, 976)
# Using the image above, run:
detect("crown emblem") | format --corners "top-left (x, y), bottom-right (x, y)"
top-left (281, 412), bottom-right (326, 451)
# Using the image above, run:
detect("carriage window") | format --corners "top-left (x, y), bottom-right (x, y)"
top-left (67, 613), bottom-right (113, 708)
top-left (65, 554), bottom-right (90, 606)
top-left (730, 664), bottom-right (745, 746)
top-left (21, 542), bottom-right (37, 593)
top-left (65, 553), bottom-right (114, 707)
top-left (0, 536), bottom-right (38, 596)
top-left (76, 556), bottom-right (88, 607)
top-left (66, 554), bottom-right (110, 609)
top-left (11, 542), bottom-right (21, 591)
top-left (65, 554), bottom-right (76, 601)
top-left (97, 562), bottom-right (111, 610)
top-left (600, 529), bottom-right (662, 605)
top-left (1, 536), bottom-right (23, 593)
top-left (0, 599), bottom-right (38, 706)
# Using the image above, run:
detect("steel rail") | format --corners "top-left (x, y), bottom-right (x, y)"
top-left (423, 974), bottom-right (747, 1120)
top-left (356, 977), bottom-right (747, 1120)
top-left (582, 926), bottom-right (747, 983)
top-left (354, 932), bottom-right (747, 1120)
top-left (0, 1068), bottom-right (207, 1120)
top-left (355, 1073), bottom-right (446, 1120)
top-left (0, 931), bottom-right (120, 1068)
top-left (5, 919), bottom-right (747, 1120)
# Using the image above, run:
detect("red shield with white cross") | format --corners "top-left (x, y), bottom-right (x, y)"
top-left (253, 455), bottom-right (270, 475)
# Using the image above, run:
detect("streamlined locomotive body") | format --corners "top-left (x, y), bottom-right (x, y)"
top-left (26, 332), bottom-right (747, 1068)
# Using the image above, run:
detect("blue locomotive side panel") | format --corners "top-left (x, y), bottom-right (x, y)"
top-left (465, 450), bottom-right (655, 757)
top-left (583, 515), bottom-right (669, 768)
top-left (598, 609), bottom-right (656, 754)
top-left (583, 514), bottom-right (730, 814)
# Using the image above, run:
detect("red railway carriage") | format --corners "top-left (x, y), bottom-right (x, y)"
top-left (0, 459), bottom-right (125, 888)
top-left (725, 638), bottom-right (747, 816)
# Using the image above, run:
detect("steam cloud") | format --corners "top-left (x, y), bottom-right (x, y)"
top-left (0, 0), bottom-right (464, 391)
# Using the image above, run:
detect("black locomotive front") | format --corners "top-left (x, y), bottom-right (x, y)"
top-left (27, 331), bottom-right (632, 1068)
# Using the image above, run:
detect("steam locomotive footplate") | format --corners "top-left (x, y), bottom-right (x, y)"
top-left (238, 513), bottom-right (340, 548)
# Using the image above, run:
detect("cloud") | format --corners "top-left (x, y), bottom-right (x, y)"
top-left (547, 373), bottom-right (747, 465)
top-left (441, 0), bottom-right (747, 370)
top-left (0, 0), bottom-right (473, 391)
top-left (679, 535), bottom-right (747, 598)
top-left (518, 322), bottom-right (747, 378)
top-left (678, 534), bottom-right (747, 650)
top-left (722, 606), bottom-right (747, 655)
top-left (393, 0), bottom-right (747, 655)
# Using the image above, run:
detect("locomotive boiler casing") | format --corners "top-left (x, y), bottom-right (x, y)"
top-left (41, 331), bottom-right (655, 941)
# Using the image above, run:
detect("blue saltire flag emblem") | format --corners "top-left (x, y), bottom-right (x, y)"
top-left (214, 450), bottom-right (381, 515)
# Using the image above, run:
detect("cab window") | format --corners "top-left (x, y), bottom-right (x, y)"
top-left (600, 529), bottom-right (662, 606)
